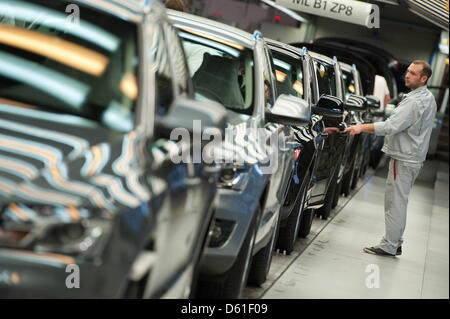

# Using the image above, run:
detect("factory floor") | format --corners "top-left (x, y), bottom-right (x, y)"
top-left (243, 158), bottom-right (449, 299)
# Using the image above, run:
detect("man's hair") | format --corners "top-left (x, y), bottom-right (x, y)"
top-left (165, 0), bottom-right (186, 11)
top-left (412, 60), bottom-right (432, 83)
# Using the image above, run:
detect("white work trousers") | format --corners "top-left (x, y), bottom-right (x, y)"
top-left (378, 158), bottom-right (422, 255)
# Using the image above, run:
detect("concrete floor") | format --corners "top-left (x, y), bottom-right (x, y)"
top-left (243, 158), bottom-right (449, 299)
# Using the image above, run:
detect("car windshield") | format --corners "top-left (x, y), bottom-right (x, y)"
top-left (177, 29), bottom-right (254, 115)
top-left (271, 50), bottom-right (305, 100)
top-left (341, 68), bottom-right (356, 100)
top-left (314, 59), bottom-right (337, 97)
top-left (0, 0), bottom-right (139, 132)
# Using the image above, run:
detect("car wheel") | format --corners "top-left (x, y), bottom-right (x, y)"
top-left (247, 211), bottom-right (280, 287)
top-left (276, 183), bottom-right (307, 255)
top-left (195, 210), bottom-right (258, 299)
top-left (297, 209), bottom-right (314, 238)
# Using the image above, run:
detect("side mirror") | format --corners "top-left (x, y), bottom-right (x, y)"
top-left (365, 95), bottom-right (381, 110)
top-left (265, 94), bottom-right (310, 127)
top-left (344, 94), bottom-right (368, 112)
top-left (156, 97), bottom-right (228, 137)
top-left (312, 94), bottom-right (344, 118)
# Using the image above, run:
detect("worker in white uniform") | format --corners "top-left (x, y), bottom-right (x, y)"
top-left (373, 74), bottom-right (391, 112)
top-left (344, 60), bottom-right (437, 257)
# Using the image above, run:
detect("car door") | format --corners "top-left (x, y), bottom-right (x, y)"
top-left (252, 39), bottom-right (289, 246)
top-left (143, 22), bottom-right (217, 298)
top-left (261, 41), bottom-right (293, 209)
top-left (308, 57), bottom-right (343, 205)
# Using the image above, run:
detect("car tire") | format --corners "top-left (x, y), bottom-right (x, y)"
top-left (195, 210), bottom-right (258, 299)
top-left (247, 211), bottom-right (280, 287)
top-left (276, 183), bottom-right (308, 255)
top-left (297, 209), bottom-right (314, 238)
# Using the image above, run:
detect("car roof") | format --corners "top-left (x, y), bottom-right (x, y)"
top-left (266, 38), bottom-right (305, 60)
top-left (80, 0), bottom-right (152, 13)
top-left (167, 9), bottom-right (255, 49)
top-left (339, 61), bottom-right (353, 72)
top-left (72, 0), bottom-right (160, 22)
top-left (309, 51), bottom-right (336, 65)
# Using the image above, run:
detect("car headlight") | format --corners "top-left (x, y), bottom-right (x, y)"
top-left (0, 203), bottom-right (113, 258)
top-left (208, 218), bottom-right (235, 248)
top-left (216, 163), bottom-right (251, 191)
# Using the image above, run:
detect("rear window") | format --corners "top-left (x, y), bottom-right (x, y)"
top-left (0, 0), bottom-right (139, 132)
top-left (177, 29), bottom-right (254, 116)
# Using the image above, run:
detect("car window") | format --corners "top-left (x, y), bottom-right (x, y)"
top-left (313, 59), bottom-right (337, 97)
top-left (341, 68), bottom-right (356, 100)
top-left (164, 23), bottom-right (191, 97)
top-left (271, 50), bottom-right (305, 100)
top-left (0, 0), bottom-right (139, 132)
top-left (177, 29), bottom-right (254, 115)
top-left (309, 60), bottom-right (318, 103)
top-left (261, 46), bottom-right (277, 108)
top-left (356, 71), bottom-right (364, 96)
top-left (151, 25), bottom-right (175, 117)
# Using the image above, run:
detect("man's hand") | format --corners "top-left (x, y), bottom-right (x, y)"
top-left (324, 127), bottom-right (340, 134)
top-left (344, 125), bottom-right (363, 136)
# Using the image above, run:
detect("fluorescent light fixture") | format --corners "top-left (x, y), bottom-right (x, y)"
top-left (0, 25), bottom-right (109, 77)
top-left (260, 0), bottom-right (308, 23)
top-left (371, 0), bottom-right (400, 5)
top-left (101, 101), bottom-right (134, 132)
top-left (273, 58), bottom-right (292, 71)
top-left (0, 102), bottom-right (98, 128)
top-left (178, 28), bottom-right (245, 51)
top-left (275, 70), bottom-right (287, 82)
top-left (293, 80), bottom-right (303, 96)
top-left (120, 73), bottom-right (139, 100)
top-left (0, 51), bottom-right (90, 108)
top-left (0, 0), bottom-right (119, 51)
top-left (178, 31), bottom-right (241, 58)
top-left (439, 43), bottom-right (449, 55)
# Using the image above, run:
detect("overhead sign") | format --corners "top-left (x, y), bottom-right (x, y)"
top-left (274, 0), bottom-right (379, 28)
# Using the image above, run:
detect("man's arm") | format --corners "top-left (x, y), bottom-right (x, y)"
top-left (384, 93), bottom-right (391, 111)
top-left (345, 98), bottom-right (417, 137)
top-left (344, 124), bottom-right (374, 136)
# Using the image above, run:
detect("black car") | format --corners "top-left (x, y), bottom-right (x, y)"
top-left (337, 62), bottom-right (372, 197)
top-left (292, 42), bottom-right (382, 178)
top-left (0, 0), bottom-right (228, 298)
top-left (304, 52), bottom-right (352, 223)
top-left (291, 42), bottom-right (377, 101)
top-left (265, 39), bottom-right (324, 253)
top-left (313, 37), bottom-right (407, 98)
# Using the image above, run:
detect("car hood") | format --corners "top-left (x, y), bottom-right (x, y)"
top-left (0, 103), bottom-right (151, 221)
